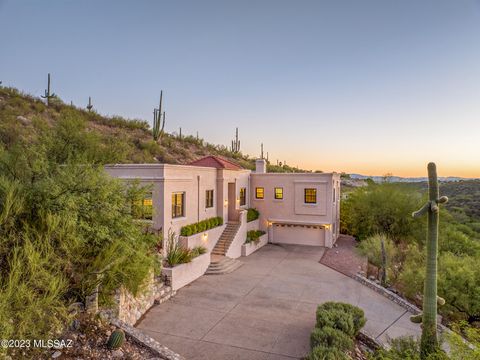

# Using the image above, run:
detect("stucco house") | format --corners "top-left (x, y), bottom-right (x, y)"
top-left (105, 156), bottom-right (340, 256)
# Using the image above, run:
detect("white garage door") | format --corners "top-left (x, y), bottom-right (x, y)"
top-left (272, 224), bottom-right (325, 247)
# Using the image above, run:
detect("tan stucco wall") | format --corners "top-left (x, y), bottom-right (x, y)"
top-left (250, 172), bottom-right (340, 247)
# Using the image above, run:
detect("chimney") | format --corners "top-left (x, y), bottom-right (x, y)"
top-left (255, 159), bottom-right (267, 174)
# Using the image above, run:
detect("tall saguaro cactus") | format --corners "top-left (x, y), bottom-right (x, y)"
top-left (410, 162), bottom-right (448, 358)
top-left (41, 73), bottom-right (56, 106)
top-left (152, 91), bottom-right (166, 141)
top-left (87, 96), bottom-right (93, 111)
top-left (231, 127), bottom-right (240, 153)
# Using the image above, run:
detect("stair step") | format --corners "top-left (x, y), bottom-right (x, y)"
top-left (205, 257), bottom-right (243, 275)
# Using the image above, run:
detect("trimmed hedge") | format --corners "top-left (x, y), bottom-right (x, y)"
top-left (305, 345), bottom-right (349, 360)
top-left (245, 230), bottom-right (266, 244)
top-left (247, 208), bottom-right (260, 222)
top-left (310, 327), bottom-right (354, 351)
top-left (317, 302), bottom-right (366, 336)
top-left (180, 217), bottom-right (223, 236)
top-left (306, 302), bottom-right (366, 360)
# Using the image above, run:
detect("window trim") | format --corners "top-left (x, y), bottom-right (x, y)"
top-left (255, 187), bottom-right (264, 199)
top-left (239, 187), bottom-right (246, 206)
top-left (205, 189), bottom-right (214, 208)
top-left (304, 188), bottom-right (317, 204)
top-left (274, 187), bottom-right (283, 200)
top-left (172, 192), bottom-right (185, 218)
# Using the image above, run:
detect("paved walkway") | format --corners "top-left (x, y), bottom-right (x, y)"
top-left (137, 244), bottom-right (421, 359)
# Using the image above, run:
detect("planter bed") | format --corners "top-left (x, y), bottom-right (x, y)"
top-left (178, 224), bottom-right (226, 252)
top-left (162, 252), bottom-right (211, 291)
top-left (246, 218), bottom-right (260, 232)
top-left (241, 233), bottom-right (268, 257)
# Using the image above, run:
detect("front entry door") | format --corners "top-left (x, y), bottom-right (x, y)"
top-left (228, 183), bottom-right (236, 221)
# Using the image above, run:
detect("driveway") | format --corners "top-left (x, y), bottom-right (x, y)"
top-left (137, 244), bottom-right (421, 359)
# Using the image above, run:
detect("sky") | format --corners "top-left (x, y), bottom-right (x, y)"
top-left (1, 0), bottom-right (479, 177)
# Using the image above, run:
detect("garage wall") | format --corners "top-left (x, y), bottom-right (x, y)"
top-left (272, 224), bottom-right (325, 246)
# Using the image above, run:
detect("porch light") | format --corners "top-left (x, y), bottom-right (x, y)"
top-left (202, 233), bottom-right (208, 242)
top-left (324, 224), bottom-right (332, 230)
top-left (224, 199), bottom-right (228, 206)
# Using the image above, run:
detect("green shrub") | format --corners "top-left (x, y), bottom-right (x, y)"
top-left (179, 216), bottom-right (224, 237)
top-left (310, 327), bottom-right (353, 351)
top-left (246, 230), bottom-right (266, 244)
top-left (190, 246), bottom-right (207, 257)
top-left (317, 302), bottom-right (366, 336)
top-left (316, 308), bottom-right (355, 337)
top-left (247, 208), bottom-right (260, 222)
top-left (305, 345), bottom-right (349, 360)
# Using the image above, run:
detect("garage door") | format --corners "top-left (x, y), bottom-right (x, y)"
top-left (272, 224), bottom-right (325, 247)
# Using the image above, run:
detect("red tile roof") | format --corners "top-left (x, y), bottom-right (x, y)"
top-left (189, 156), bottom-right (243, 170)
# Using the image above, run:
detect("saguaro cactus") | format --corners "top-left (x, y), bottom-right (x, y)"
top-left (410, 162), bottom-right (448, 358)
top-left (41, 73), bottom-right (56, 106)
top-left (261, 143), bottom-right (264, 159)
top-left (87, 96), bottom-right (93, 111)
top-left (152, 91), bottom-right (166, 141)
top-left (231, 127), bottom-right (240, 153)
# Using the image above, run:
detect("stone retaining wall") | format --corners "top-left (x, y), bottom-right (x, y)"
top-left (111, 318), bottom-right (185, 360)
top-left (112, 272), bottom-right (175, 326)
top-left (352, 274), bottom-right (449, 333)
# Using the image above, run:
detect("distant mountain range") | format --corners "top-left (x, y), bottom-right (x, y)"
top-left (349, 174), bottom-right (477, 183)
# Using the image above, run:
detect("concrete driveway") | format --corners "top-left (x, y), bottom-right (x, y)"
top-left (137, 244), bottom-right (421, 359)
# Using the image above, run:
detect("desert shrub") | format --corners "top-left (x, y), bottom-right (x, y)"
top-left (190, 246), bottom-right (207, 257)
top-left (305, 345), bottom-right (349, 360)
top-left (247, 208), bottom-right (260, 222)
top-left (446, 322), bottom-right (480, 360)
top-left (317, 302), bottom-right (366, 336)
top-left (310, 327), bottom-right (353, 351)
top-left (316, 308), bottom-right (355, 337)
top-left (165, 232), bottom-right (193, 266)
top-left (245, 230), bottom-right (266, 244)
top-left (370, 336), bottom-right (449, 360)
top-left (341, 183), bottom-right (422, 241)
top-left (0, 117), bottom-right (159, 347)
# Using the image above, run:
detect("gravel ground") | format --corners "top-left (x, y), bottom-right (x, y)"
top-left (320, 234), bottom-right (367, 277)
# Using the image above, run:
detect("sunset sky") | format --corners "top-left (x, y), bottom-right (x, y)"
top-left (1, 1), bottom-right (479, 177)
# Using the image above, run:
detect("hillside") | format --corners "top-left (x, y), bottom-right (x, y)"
top-left (0, 86), bottom-right (305, 172)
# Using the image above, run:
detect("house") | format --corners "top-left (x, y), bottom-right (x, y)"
top-left (104, 156), bottom-right (340, 257)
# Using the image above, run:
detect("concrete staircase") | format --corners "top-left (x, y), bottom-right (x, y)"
top-left (205, 255), bottom-right (243, 275)
top-left (211, 221), bottom-right (241, 256)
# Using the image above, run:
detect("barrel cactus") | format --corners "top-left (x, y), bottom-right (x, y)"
top-left (410, 162), bottom-right (448, 358)
top-left (107, 329), bottom-right (125, 350)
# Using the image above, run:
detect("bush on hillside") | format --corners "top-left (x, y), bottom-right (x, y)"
top-left (0, 112), bottom-right (160, 349)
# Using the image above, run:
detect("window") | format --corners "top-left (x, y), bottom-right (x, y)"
top-left (172, 192), bottom-right (185, 218)
top-left (274, 187), bottom-right (283, 200)
top-left (255, 187), bottom-right (264, 199)
top-left (132, 192), bottom-right (153, 220)
top-left (206, 190), bottom-right (214, 208)
top-left (304, 188), bottom-right (317, 204)
top-left (239, 187), bottom-right (246, 206)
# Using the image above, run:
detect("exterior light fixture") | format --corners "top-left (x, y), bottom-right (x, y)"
top-left (202, 233), bottom-right (208, 242)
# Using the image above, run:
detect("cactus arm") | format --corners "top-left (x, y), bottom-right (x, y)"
top-left (413, 202), bottom-right (430, 218)
top-left (410, 314), bottom-right (423, 323)
top-left (437, 196), bottom-right (448, 204)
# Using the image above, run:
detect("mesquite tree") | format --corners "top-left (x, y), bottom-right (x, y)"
top-left (410, 162), bottom-right (448, 358)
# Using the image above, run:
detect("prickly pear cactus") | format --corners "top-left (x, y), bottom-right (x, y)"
top-left (411, 162), bottom-right (448, 358)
